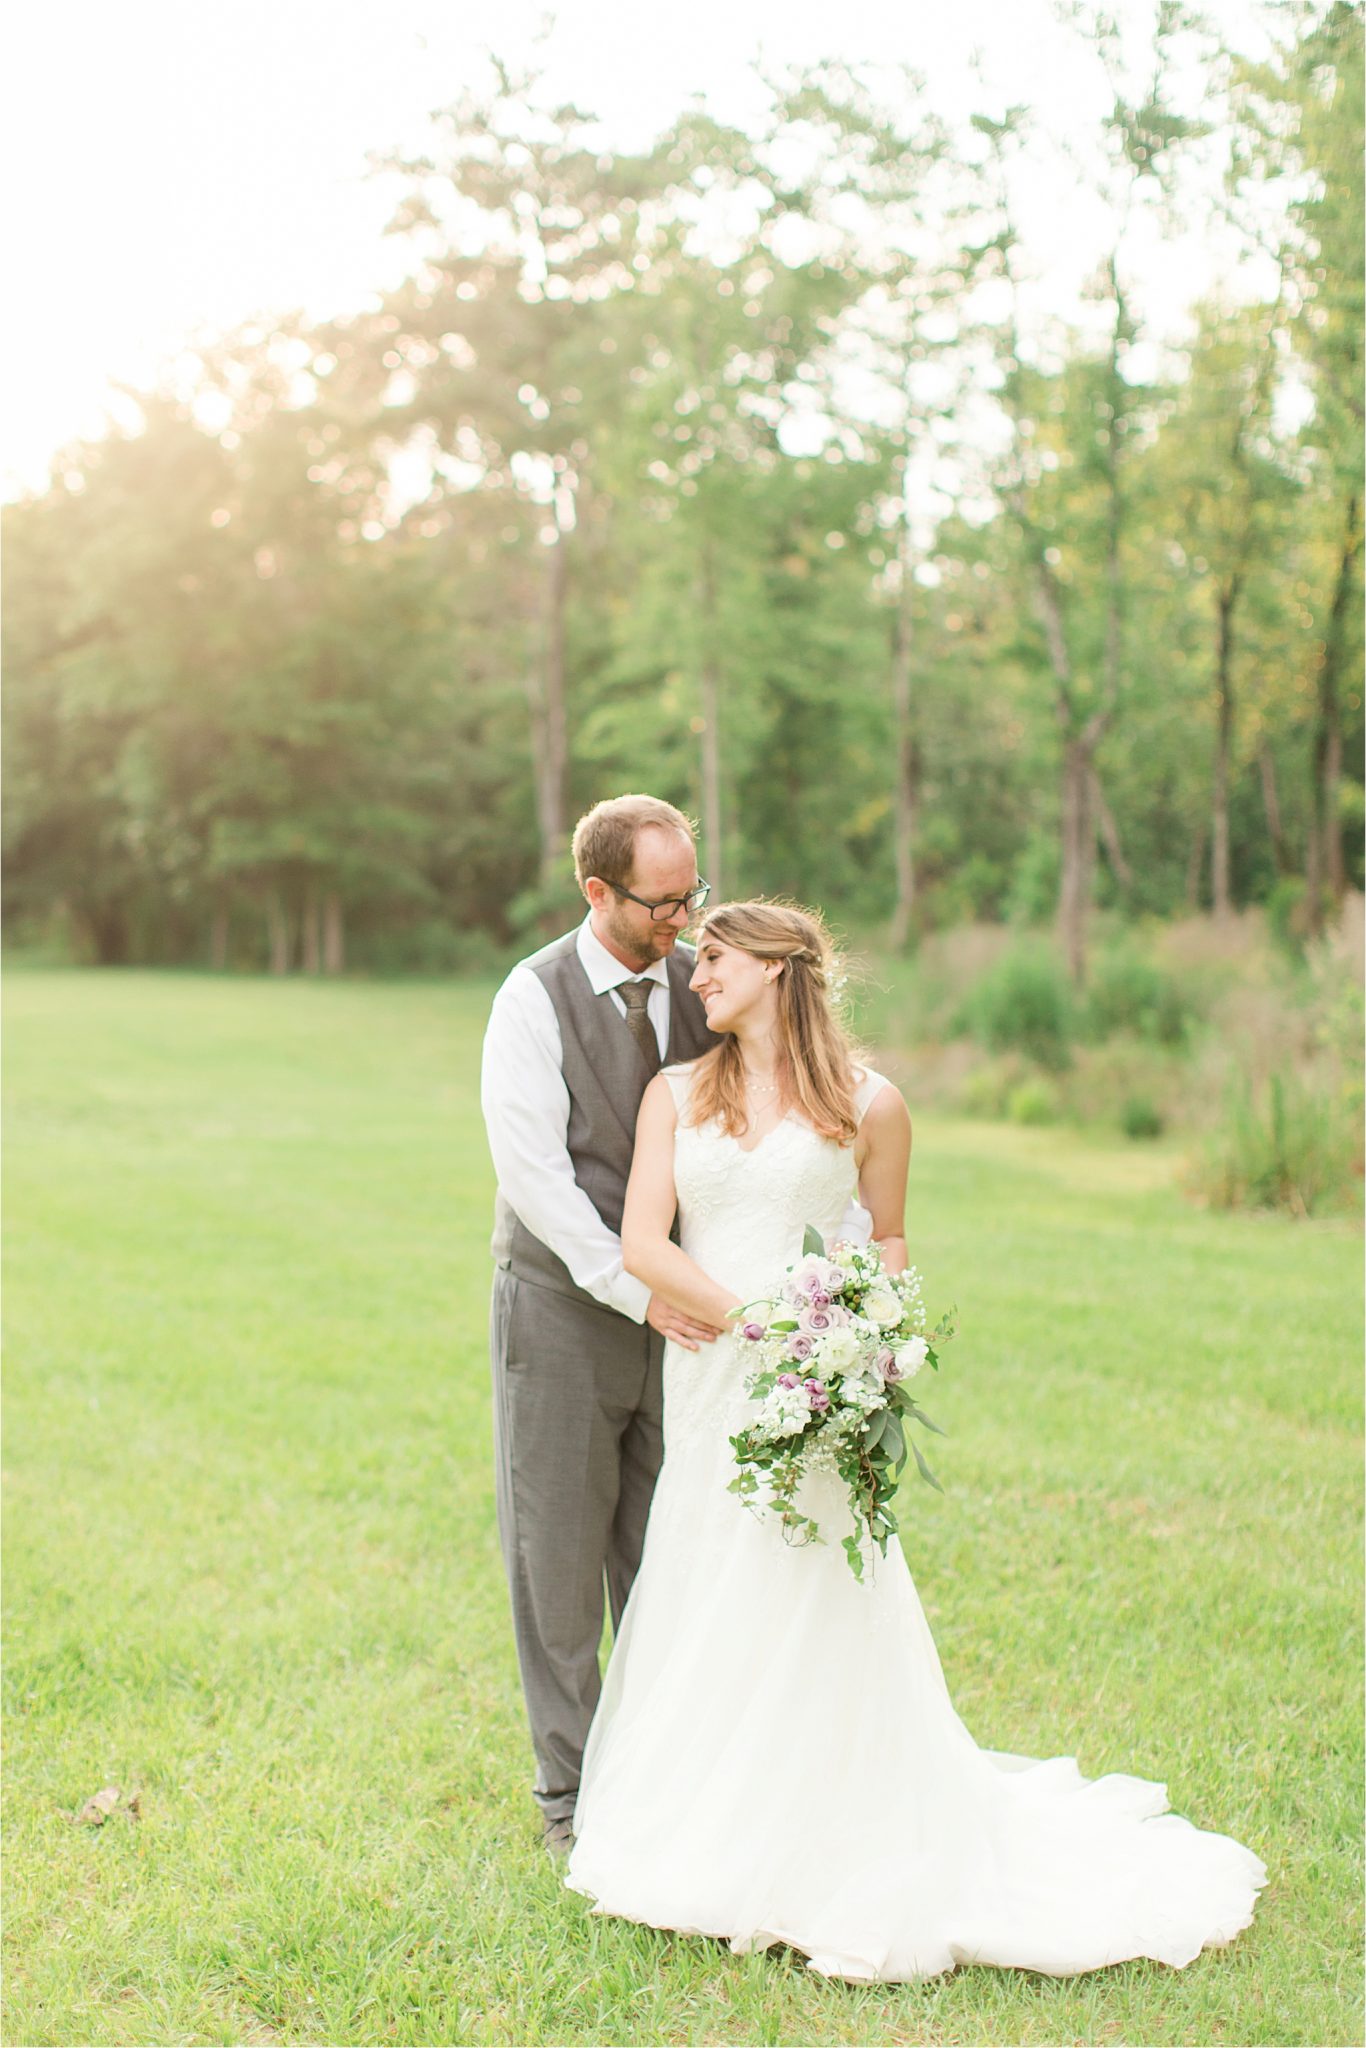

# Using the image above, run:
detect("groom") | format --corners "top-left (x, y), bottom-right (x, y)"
top-left (480, 793), bottom-right (722, 1854)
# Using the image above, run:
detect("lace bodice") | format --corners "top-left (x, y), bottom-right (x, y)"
top-left (659, 1065), bottom-right (891, 1452)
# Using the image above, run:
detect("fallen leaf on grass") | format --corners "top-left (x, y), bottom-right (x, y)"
top-left (75, 1787), bottom-right (120, 1825)
top-left (73, 1786), bottom-right (142, 1826)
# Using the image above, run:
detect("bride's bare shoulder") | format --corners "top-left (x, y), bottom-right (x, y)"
top-left (852, 1066), bottom-right (909, 1127)
top-left (648, 1066), bottom-right (696, 1116)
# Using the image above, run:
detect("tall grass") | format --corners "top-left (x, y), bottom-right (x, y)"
top-left (1193, 1070), bottom-right (1359, 1217)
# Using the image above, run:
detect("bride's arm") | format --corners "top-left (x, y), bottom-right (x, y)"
top-left (855, 1084), bottom-right (913, 1275)
top-left (622, 1075), bottom-right (746, 1329)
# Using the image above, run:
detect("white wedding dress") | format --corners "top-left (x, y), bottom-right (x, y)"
top-left (566, 1067), bottom-right (1266, 1982)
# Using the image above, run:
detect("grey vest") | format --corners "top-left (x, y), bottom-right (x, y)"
top-left (491, 930), bottom-right (719, 1308)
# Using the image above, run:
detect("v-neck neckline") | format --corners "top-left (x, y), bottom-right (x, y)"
top-left (722, 1113), bottom-right (805, 1158)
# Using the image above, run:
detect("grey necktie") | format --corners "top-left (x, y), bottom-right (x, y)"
top-left (619, 979), bottom-right (660, 1074)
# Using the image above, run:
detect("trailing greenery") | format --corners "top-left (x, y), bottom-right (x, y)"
top-left (4, 969), bottom-right (1362, 2046)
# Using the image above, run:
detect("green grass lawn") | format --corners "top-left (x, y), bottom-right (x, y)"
top-left (3, 969), bottom-right (1361, 2048)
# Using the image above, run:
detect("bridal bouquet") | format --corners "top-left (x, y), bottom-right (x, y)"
top-left (728, 1229), bottom-right (955, 1580)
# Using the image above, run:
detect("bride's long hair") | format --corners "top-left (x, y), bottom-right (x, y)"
top-left (684, 901), bottom-right (864, 1143)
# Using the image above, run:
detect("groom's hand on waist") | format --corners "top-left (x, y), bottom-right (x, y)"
top-left (645, 1295), bottom-right (723, 1351)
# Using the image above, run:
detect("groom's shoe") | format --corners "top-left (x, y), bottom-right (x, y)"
top-left (542, 1816), bottom-right (575, 1860)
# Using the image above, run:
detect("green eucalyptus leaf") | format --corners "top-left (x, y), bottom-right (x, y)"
top-left (904, 1399), bottom-right (946, 1437)
top-left (911, 1437), bottom-right (944, 1493)
top-left (863, 1408), bottom-right (890, 1452)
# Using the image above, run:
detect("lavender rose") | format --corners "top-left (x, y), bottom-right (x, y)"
top-left (803, 1378), bottom-right (831, 1414)
top-left (741, 1321), bottom-right (766, 1342)
top-left (784, 1332), bottom-right (815, 1363)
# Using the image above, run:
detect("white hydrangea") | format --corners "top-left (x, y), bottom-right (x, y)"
top-left (838, 1373), bottom-right (887, 1413)
top-left (814, 1326), bottom-right (859, 1374)
top-left (761, 1384), bottom-right (813, 1438)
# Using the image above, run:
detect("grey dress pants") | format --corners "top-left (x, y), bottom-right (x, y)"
top-left (489, 1266), bottom-right (665, 1825)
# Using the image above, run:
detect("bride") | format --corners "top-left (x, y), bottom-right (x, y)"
top-left (565, 900), bottom-right (1266, 1983)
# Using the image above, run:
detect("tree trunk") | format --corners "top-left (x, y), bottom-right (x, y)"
top-left (1212, 577), bottom-right (1240, 921)
top-left (210, 901), bottom-right (229, 971)
top-left (887, 520), bottom-right (917, 950)
top-left (1185, 822), bottom-right (1207, 909)
top-left (266, 893), bottom-right (291, 976)
top-left (1100, 261), bottom-right (1126, 731)
top-left (696, 544), bottom-right (724, 897)
top-left (85, 901), bottom-right (130, 966)
top-left (1059, 258), bottom-right (1125, 982)
top-left (1309, 489), bottom-right (1360, 927)
top-left (1091, 767), bottom-right (1131, 890)
top-left (1258, 741), bottom-right (1289, 876)
top-left (1058, 737), bottom-right (1094, 986)
top-left (1034, 564), bottom-right (1103, 986)
top-left (323, 893), bottom-right (345, 975)
top-left (301, 892), bottom-right (321, 975)
top-left (527, 524), bottom-right (570, 910)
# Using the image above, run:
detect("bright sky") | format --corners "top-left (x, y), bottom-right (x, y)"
top-left (3, 0), bottom-right (1278, 498)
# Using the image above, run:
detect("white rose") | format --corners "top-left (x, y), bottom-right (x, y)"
top-left (894, 1336), bottom-right (930, 1380)
top-left (864, 1286), bottom-right (902, 1329)
top-left (814, 1326), bottom-right (860, 1374)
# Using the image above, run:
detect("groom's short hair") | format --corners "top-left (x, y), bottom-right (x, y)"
top-left (572, 794), bottom-right (697, 893)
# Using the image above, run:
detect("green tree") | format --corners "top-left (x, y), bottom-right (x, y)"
top-left (1228, 0), bottom-right (1365, 922)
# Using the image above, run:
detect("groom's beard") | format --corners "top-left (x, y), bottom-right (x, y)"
top-left (600, 901), bottom-right (680, 970)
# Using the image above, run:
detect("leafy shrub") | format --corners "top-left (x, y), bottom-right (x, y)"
top-left (1120, 1094), bottom-right (1164, 1140)
top-left (956, 1056), bottom-right (1027, 1119)
top-left (1084, 946), bottom-right (1188, 1045)
top-left (959, 943), bottom-right (1076, 1071)
top-left (1009, 1078), bottom-right (1060, 1126)
top-left (1005, 831), bottom-right (1060, 926)
top-left (353, 918), bottom-right (512, 976)
top-left (1266, 876), bottom-right (1308, 958)
top-left (1192, 1071), bottom-right (1359, 1217)
top-left (1304, 927), bottom-right (1366, 1144)
top-left (936, 853), bottom-right (1010, 924)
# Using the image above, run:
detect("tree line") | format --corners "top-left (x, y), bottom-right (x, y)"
top-left (4, 4), bottom-right (1361, 980)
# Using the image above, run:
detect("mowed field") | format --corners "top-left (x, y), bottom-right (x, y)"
top-left (3, 968), bottom-right (1361, 2048)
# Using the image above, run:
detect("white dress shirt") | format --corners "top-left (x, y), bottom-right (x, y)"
top-left (480, 916), bottom-right (672, 1323)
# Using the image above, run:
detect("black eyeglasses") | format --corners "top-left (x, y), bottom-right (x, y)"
top-left (604, 878), bottom-right (711, 923)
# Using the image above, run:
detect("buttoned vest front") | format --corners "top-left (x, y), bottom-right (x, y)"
top-left (491, 930), bottom-right (719, 1309)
